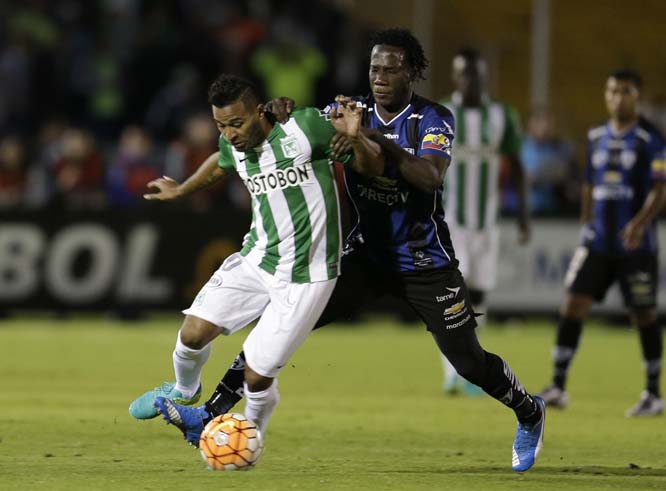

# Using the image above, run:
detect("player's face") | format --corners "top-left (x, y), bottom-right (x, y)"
top-left (212, 98), bottom-right (266, 151)
top-left (605, 77), bottom-right (639, 122)
top-left (452, 56), bottom-right (485, 99)
top-left (369, 45), bottom-right (413, 111)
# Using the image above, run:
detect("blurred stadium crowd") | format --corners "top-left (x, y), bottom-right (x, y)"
top-left (0, 0), bottom-right (581, 215)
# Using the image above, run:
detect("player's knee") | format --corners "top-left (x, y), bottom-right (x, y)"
top-left (448, 352), bottom-right (485, 384)
top-left (560, 294), bottom-right (592, 320)
top-left (632, 308), bottom-right (657, 327)
top-left (180, 316), bottom-right (221, 349)
top-left (244, 365), bottom-right (273, 392)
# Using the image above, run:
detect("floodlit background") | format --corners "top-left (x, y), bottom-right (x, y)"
top-left (2, 2), bottom-right (666, 490)
top-left (2, 0), bottom-right (666, 316)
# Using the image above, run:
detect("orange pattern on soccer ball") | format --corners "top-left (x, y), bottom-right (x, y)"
top-left (199, 413), bottom-right (264, 471)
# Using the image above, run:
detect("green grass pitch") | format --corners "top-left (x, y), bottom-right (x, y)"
top-left (1, 316), bottom-right (665, 490)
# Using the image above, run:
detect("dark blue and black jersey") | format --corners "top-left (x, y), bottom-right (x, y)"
top-left (583, 117), bottom-right (666, 254)
top-left (325, 94), bottom-right (457, 272)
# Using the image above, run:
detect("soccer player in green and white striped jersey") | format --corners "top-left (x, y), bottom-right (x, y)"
top-left (129, 74), bottom-right (382, 435)
top-left (439, 49), bottom-right (531, 395)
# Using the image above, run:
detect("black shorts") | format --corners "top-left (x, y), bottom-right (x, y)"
top-left (565, 247), bottom-right (658, 309)
top-left (316, 248), bottom-right (477, 334)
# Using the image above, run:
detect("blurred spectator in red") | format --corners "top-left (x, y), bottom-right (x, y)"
top-left (107, 125), bottom-right (161, 207)
top-left (0, 135), bottom-right (27, 207)
top-left (521, 110), bottom-right (579, 214)
top-left (214, 1), bottom-right (266, 76)
top-left (49, 127), bottom-right (105, 209)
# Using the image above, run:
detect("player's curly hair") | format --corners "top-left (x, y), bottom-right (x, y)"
top-left (369, 28), bottom-right (429, 80)
top-left (208, 74), bottom-right (259, 107)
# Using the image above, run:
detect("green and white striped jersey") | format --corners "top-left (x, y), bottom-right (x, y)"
top-left (441, 92), bottom-right (522, 231)
top-left (218, 107), bottom-right (352, 284)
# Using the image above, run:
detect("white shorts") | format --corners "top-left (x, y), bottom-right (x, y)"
top-left (183, 253), bottom-right (337, 378)
top-left (448, 225), bottom-right (499, 292)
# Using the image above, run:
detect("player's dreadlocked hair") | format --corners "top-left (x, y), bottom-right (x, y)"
top-left (208, 74), bottom-right (259, 107)
top-left (609, 68), bottom-right (642, 90)
top-left (369, 28), bottom-right (429, 80)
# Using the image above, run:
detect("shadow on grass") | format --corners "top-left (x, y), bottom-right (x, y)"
top-left (373, 465), bottom-right (666, 478)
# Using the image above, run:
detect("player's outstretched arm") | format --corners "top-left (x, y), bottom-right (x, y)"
top-left (144, 151), bottom-right (226, 201)
top-left (621, 181), bottom-right (666, 250)
top-left (330, 99), bottom-right (384, 176)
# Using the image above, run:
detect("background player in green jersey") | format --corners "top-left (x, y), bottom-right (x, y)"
top-left (129, 74), bottom-right (382, 436)
top-left (439, 48), bottom-right (531, 395)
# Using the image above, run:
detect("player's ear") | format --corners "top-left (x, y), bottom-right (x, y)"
top-left (256, 103), bottom-right (265, 119)
top-left (408, 67), bottom-right (417, 84)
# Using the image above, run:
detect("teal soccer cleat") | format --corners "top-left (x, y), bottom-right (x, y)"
top-left (512, 396), bottom-right (546, 472)
top-left (154, 397), bottom-right (209, 447)
top-left (129, 382), bottom-right (202, 420)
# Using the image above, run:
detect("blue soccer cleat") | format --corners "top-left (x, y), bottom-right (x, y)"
top-left (512, 396), bottom-right (546, 472)
top-left (129, 382), bottom-right (201, 420)
top-left (154, 396), bottom-right (209, 447)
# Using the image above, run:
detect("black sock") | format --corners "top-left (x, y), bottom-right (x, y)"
top-left (638, 323), bottom-right (662, 397)
top-left (552, 317), bottom-right (583, 390)
top-left (203, 351), bottom-right (246, 422)
top-left (483, 352), bottom-right (541, 425)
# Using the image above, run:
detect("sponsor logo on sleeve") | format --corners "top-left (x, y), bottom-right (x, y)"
top-left (652, 158), bottom-right (666, 178)
top-left (421, 133), bottom-right (451, 152)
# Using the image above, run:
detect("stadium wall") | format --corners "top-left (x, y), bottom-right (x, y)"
top-left (2, 212), bottom-right (666, 315)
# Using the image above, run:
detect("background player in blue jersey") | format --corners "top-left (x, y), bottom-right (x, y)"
top-left (539, 70), bottom-right (666, 417)
top-left (157, 28), bottom-right (546, 472)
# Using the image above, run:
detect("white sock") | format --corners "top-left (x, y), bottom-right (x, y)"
top-left (244, 380), bottom-right (280, 435)
top-left (173, 330), bottom-right (211, 399)
top-left (441, 353), bottom-right (459, 383)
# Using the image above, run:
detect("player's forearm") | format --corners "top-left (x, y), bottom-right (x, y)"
top-left (347, 132), bottom-right (384, 176)
top-left (364, 130), bottom-right (443, 192)
top-left (632, 183), bottom-right (666, 227)
top-left (177, 152), bottom-right (225, 196)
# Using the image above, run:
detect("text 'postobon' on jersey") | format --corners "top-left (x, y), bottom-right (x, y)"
top-left (218, 107), bottom-right (353, 283)
top-left (583, 117), bottom-right (666, 254)
top-left (441, 92), bottom-right (522, 231)
top-left (326, 94), bottom-right (457, 272)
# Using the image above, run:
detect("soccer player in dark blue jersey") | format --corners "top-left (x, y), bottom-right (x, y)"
top-left (539, 69), bottom-right (666, 417)
top-left (155, 28), bottom-right (546, 471)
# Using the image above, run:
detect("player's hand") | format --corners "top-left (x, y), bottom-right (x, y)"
top-left (621, 219), bottom-right (645, 250)
top-left (264, 97), bottom-right (295, 123)
top-left (330, 96), bottom-right (362, 139)
top-left (330, 133), bottom-right (352, 159)
top-left (144, 176), bottom-right (183, 201)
